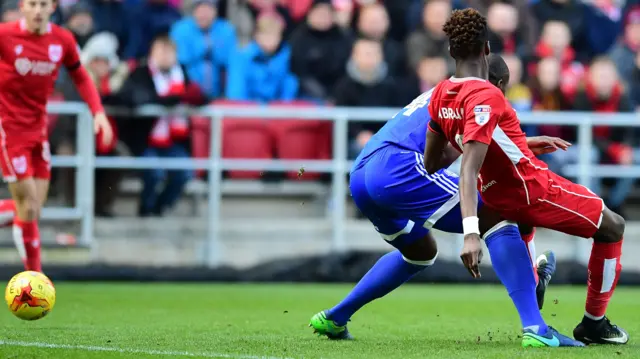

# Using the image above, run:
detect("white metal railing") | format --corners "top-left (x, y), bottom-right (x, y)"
top-left (45, 102), bottom-right (640, 266)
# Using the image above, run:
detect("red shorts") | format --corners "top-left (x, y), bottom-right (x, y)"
top-left (0, 130), bottom-right (51, 182)
top-left (503, 172), bottom-right (603, 239)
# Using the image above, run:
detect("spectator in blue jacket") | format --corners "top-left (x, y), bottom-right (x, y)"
top-left (170, 0), bottom-right (237, 99)
top-left (124, 0), bottom-right (182, 60)
top-left (226, 12), bottom-right (298, 102)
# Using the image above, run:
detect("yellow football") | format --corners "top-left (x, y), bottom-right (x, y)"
top-left (5, 271), bottom-right (55, 320)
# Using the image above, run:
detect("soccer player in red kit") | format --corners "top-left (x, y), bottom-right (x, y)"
top-left (0, 0), bottom-right (112, 272)
top-left (425, 9), bottom-right (628, 345)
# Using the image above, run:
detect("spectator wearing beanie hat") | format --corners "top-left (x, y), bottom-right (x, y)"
top-left (52, 33), bottom-right (129, 217)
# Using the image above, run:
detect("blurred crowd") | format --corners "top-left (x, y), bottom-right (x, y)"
top-left (1, 0), bottom-right (640, 217)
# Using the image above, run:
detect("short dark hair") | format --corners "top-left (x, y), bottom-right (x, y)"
top-left (442, 8), bottom-right (489, 60)
top-left (488, 54), bottom-right (509, 84)
top-left (151, 33), bottom-right (176, 49)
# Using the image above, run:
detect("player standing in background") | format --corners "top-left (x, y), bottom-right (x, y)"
top-left (0, 0), bottom-right (112, 272)
top-left (426, 8), bottom-right (628, 345)
top-left (309, 61), bottom-right (582, 347)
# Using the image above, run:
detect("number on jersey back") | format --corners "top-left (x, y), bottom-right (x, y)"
top-left (401, 89), bottom-right (435, 117)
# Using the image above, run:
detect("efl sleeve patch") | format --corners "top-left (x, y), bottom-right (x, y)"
top-left (474, 105), bottom-right (491, 126)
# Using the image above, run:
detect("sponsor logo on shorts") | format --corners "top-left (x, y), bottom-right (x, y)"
top-left (14, 45), bottom-right (23, 55)
top-left (11, 155), bottom-right (27, 174)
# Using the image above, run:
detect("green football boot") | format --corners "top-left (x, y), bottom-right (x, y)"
top-left (309, 311), bottom-right (353, 340)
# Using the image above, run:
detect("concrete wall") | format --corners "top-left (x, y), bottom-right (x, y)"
top-left (0, 196), bottom-right (638, 271)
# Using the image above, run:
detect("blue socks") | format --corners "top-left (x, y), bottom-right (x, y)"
top-left (485, 223), bottom-right (548, 334)
top-left (326, 225), bottom-right (546, 334)
top-left (327, 250), bottom-right (429, 326)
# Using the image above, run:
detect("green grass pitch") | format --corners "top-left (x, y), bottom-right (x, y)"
top-left (0, 283), bottom-right (639, 359)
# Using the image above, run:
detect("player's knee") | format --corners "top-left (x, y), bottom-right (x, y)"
top-left (399, 234), bottom-right (438, 265)
top-left (402, 251), bottom-right (438, 266)
top-left (594, 209), bottom-right (625, 243)
top-left (17, 196), bottom-right (40, 221)
top-left (24, 199), bottom-right (40, 221)
top-left (608, 212), bottom-right (625, 242)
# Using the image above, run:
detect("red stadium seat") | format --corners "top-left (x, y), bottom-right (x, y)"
top-left (268, 101), bottom-right (332, 180)
top-left (215, 100), bottom-right (273, 179)
top-left (190, 115), bottom-right (210, 178)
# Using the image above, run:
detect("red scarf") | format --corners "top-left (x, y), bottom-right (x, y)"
top-left (585, 81), bottom-right (623, 139)
top-left (529, 42), bottom-right (585, 99)
top-left (148, 64), bottom-right (189, 148)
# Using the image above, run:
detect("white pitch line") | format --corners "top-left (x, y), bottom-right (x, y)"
top-left (0, 340), bottom-right (294, 359)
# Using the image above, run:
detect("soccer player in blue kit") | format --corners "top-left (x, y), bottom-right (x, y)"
top-left (309, 54), bottom-right (583, 347)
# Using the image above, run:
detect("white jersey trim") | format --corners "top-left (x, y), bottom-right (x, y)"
top-left (491, 125), bottom-right (530, 204)
top-left (449, 76), bottom-right (486, 83)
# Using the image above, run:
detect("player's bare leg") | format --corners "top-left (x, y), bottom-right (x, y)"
top-left (8, 177), bottom-right (42, 272)
top-left (573, 206), bottom-right (628, 344)
top-left (35, 178), bottom-right (50, 208)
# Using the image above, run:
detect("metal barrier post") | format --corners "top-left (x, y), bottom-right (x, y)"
top-left (331, 113), bottom-right (349, 252)
top-left (576, 118), bottom-right (594, 264)
top-left (205, 111), bottom-right (224, 268)
top-left (79, 110), bottom-right (95, 248)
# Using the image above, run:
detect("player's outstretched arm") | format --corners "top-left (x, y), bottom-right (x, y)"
top-left (424, 120), bottom-right (461, 173)
top-left (68, 65), bottom-right (113, 147)
top-left (459, 141), bottom-right (488, 278)
top-left (526, 136), bottom-right (571, 156)
top-left (62, 32), bottom-right (113, 146)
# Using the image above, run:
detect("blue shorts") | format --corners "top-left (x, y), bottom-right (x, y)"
top-left (350, 145), bottom-right (483, 249)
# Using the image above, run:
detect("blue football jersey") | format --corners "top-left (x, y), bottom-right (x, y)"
top-left (353, 89), bottom-right (434, 171)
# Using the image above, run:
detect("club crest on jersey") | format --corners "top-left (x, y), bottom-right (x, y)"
top-left (474, 105), bottom-right (491, 126)
top-left (48, 44), bottom-right (62, 63)
top-left (14, 45), bottom-right (23, 55)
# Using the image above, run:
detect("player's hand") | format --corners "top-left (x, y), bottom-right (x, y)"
top-left (94, 112), bottom-right (113, 147)
top-left (460, 234), bottom-right (483, 279)
top-left (527, 136), bottom-right (572, 156)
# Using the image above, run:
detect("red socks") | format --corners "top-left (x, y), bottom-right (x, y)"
top-left (520, 229), bottom-right (539, 285)
top-left (0, 199), bottom-right (15, 228)
top-left (13, 219), bottom-right (41, 272)
top-left (585, 239), bottom-right (623, 319)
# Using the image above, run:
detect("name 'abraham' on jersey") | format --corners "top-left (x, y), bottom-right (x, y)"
top-left (428, 77), bottom-right (550, 210)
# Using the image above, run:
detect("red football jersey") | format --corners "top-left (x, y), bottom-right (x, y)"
top-left (428, 77), bottom-right (551, 209)
top-left (0, 20), bottom-right (80, 135)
